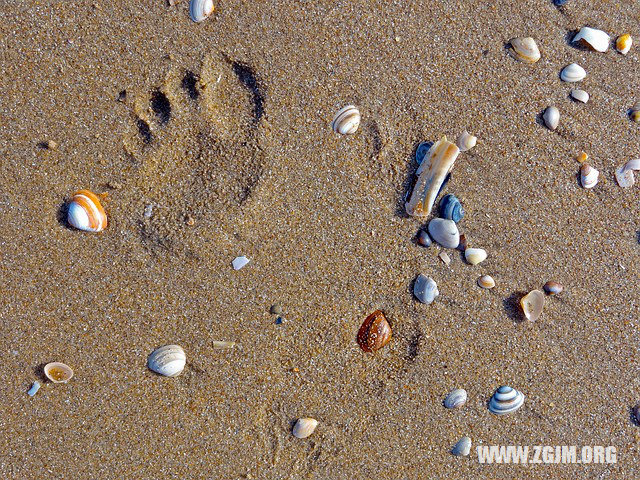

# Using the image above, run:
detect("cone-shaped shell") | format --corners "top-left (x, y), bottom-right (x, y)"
top-left (509, 37), bottom-right (541, 63)
top-left (520, 290), bottom-right (544, 321)
top-left (616, 34), bottom-right (632, 55)
top-left (148, 345), bottom-right (186, 377)
top-left (560, 63), bottom-right (586, 82)
top-left (439, 194), bottom-right (464, 223)
top-left (44, 362), bottom-right (74, 383)
top-left (357, 310), bottom-right (391, 352)
top-left (189, 0), bottom-right (214, 22)
top-left (444, 388), bottom-right (467, 409)
top-left (292, 418), bottom-right (318, 438)
top-left (331, 105), bottom-right (361, 135)
top-left (452, 436), bottom-right (472, 456)
top-left (489, 386), bottom-right (525, 415)
top-left (543, 106), bottom-right (559, 130)
top-left (573, 27), bottom-right (610, 52)
top-left (580, 164), bottom-right (599, 189)
top-left (67, 190), bottom-right (107, 232)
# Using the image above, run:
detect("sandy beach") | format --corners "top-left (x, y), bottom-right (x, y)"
top-left (1, 1), bottom-right (639, 478)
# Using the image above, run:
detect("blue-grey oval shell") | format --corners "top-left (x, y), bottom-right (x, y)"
top-left (553, 0), bottom-right (568, 5)
top-left (415, 141), bottom-right (433, 165)
top-left (439, 194), bottom-right (464, 223)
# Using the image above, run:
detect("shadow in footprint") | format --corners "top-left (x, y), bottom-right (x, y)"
top-left (137, 118), bottom-right (153, 145)
top-left (151, 90), bottom-right (172, 125)
top-left (503, 291), bottom-right (527, 322)
top-left (33, 363), bottom-right (49, 382)
top-left (636, 230), bottom-right (640, 245)
top-left (231, 61), bottom-right (265, 123)
top-left (406, 328), bottom-right (423, 362)
top-left (181, 70), bottom-right (200, 100)
top-left (630, 405), bottom-right (639, 426)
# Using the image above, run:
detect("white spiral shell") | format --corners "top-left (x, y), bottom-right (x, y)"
top-left (489, 386), bottom-right (525, 415)
top-left (189, 0), bottom-right (214, 23)
top-left (331, 105), bottom-right (361, 135)
top-left (148, 345), bottom-right (186, 377)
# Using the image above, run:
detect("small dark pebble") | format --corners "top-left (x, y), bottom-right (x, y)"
top-left (417, 230), bottom-right (432, 247)
top-left (553, 0), bottom-right (569, 5)
top-left (275, 317), bottom-right (284, 325)
top-left (117, 90), bottom-right (127, 102)
top-left (270, 304), bottom-right (283, 315)
top-left (543, 281), bottom-right (563, 295)
top-left (457, 233), bottom-right (467, 251)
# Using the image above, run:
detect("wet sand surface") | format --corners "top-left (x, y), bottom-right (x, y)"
top-left (0, 1), bottom-right (639, 478)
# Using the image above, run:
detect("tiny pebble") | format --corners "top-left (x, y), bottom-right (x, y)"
top-left (144, 204), bottom-right (153, 218)
top-left (27, 381), bottom-right (41, 397)
top-left (185, 214), bottom-right (195, 226)
top-left (46, 140), bottom-right (58, 150)
top-left (457, 233), bottom-right (467, 251)
top-left (417, 230), bottom-right (432, 247)
top-left (270, 304), bottom-right (283, 315)
top-left (275, 317), bottom-right (284, 325)
top-left (232, 256), bottom-right (250, 270)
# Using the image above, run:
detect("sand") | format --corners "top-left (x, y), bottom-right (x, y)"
top-left (1, 0), bottom-right (639, 478)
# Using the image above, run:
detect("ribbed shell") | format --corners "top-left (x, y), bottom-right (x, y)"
top-left (489, 386), bottom-right (525, 415)
top-left (560, 63), bottom-right (586, 82)
top-left (509, 37), bottom-right (541, 63)
top-left (444, 388), bottom-right (467, 409)
top-left (189, 0), bottom-right (214, 22)
top-left (331, 105), bottom-right (361, 135)
top-left (148, 345), bottom-right (186, 377)
top-left (452, 437), bottom-right (472, 456)
top-left (67, 190), bottom-right (107, 232)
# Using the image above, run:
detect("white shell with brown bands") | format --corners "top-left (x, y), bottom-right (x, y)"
top-left (580, 164), bottom-right (599, 189)
top-left (477, 275), bottom-right (495, 289)
top-left (560, 63), bottom-right (586, 82)
top-left (189, 0), bottom-right (214, 22)
top-left (509, 37), bottom-right (541, 63)
top-left (331, 105), bottom-right (361, 135)
top-left (44, 362), bottom-right (74, 383)
top-left (67, 190), bottom-right (107, 232)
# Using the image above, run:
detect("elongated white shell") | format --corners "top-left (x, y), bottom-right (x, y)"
top-left (331, 105), bottom-right (361, 135)
top-left (44, 362), bottom-right (74, 383)
top-left (489, 386), bottom-right (525, 415)
top-left (616, 34), bottom-right (632, 55)
top-left (570, 89), bottom-right (589, 103)
top-left (413, 274), bottom-right (439, 304)
top-left (509, 37), bottom-right (541, 63)
top-left (67, 190), bottom-right (107, 232)
top-left (560, 63), bottom-right (586, 82)
top-left (543, 106), bottom-right (559, 130)
top-left (292, 418), bottom-right (318, 438)
top-left (464, 248), bottom-right (487, 265)
top-left (148, 345), bottom-right (186, 377)
top-left (573, 27), bottom-right (610, 52)
top-left (580, 164), bottom-right (599, 188)
top-left (189, 0), bottom-right (214, 22)
top-left (614, 159), bottom-right (640, 188)
top-left (444, 388), bottom-right (467, 409)
top-left (405, 136), bottom-right (460, 217)
top-left (452, 436), bottom-right (472, 456)
top-left (456, 130), bottom-right (477, 152)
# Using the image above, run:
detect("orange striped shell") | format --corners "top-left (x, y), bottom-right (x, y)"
top-left (67, 189), bottom-right (107, 232)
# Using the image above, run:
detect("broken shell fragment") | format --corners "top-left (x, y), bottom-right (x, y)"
top-left (444, 388), bottom-right (467, 409)
top-left (570, 89), bottom-right (589, 104)
top-left (405, 136), bottom-right (460, 217)
top-left (27, 381), bottom-right (41, 397)
top-left (148, 345), bottom-right (186, 377)
top-left (438, 251), bottom-right (451, 266)
top-left (232, 256), bottom-right (250, 270)
top-left (212, 341), bottom-right (236, 349)
top-left (465, 248), bottom-right (487, 265)
top-left (357, 310), bottom-right (392, 352)
top-left (614, 159), bottom-right (640, 188)
top-left (331, 105), bottom-right (361, 135)
top-left (67, 190), bottom-right (107, 232)
top-left (520, 290), bottom-right (544, 321)
top-left (452, 436), bottom-right (472, 456)
top-left (543, 281), bottom-right (564, 295)
top-left (616, 34), bottom-right (632, 55)
top-left (508, 37), bottom-right (541, 63)
top-left (630, 103), bottom-right (640, 122)
top-left (573, 27), bottom-right (610, 52)
top-left (439, 194), bottom-right (464, 223)
top-left (580, 164), bottom-right (599, 189)
top-left (456, 130), bottom-right (477, 152)
top-left (560, 63), bottom-right (586, 82)
top-left (292, 418), bottom-right (318, 438)
top-left (44, 362), bottom-right (74, 383)
top-left (413, 274), bottom-right (439, 304)
top-left (477, 275), bottom-right (495, 289)
top-left (543, 106), bottom-right (559, 130)
top-left (427, 218), bottom-right (460, 249)
top-left (189, 0), bottom-right (214, 22)
top-left (489, 386), bottom-right (525, 415)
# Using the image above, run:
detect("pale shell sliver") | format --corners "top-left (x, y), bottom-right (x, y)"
top-left (509, 37), bottom-right (541, 63)
top-left (489, 386), bottom-right (525, 415)
top-left (189, 0), bottom-right (214, 22)
top-left (148, 345), bottom-right (186, 377)
top-left (331, 105), bottom-right (361, 135)
top-left (573, 27), bottom-right (610, 53)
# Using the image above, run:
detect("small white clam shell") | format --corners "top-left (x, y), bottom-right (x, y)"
top-left (456, 130), bottom-right (477, 152)
top-left (331, 105), bottom-right (361, 135)
top-left (67, 190), bottom-right (107, 232)
top-left (292, 418), bottom-right (318, 438)
top-left (542, 106), bottom-right (559, 130)
top-left (580, 164), bottom-right (599, 189)
top-left (573, 27), bottom-right (610, 52)
top-left (452, 436), bottom-right (472, 456)
top-left (477, 275), bottom-right (495, 289)
top-left (148, 345), bottom-right (186, 377)
top-left (570, 89), bottom-right (589, 104)
top-left (464, 248), bottom-right (487, 265)
top-left (509, 37), bottom-right (541, 63)
top-left (427, 218), bottom-right (460, 249)
top-left (44, 362), bottom-right (74, 383)
top-left (489, 386), bottom-right (525, 415)
top-left (616, 34), bottom-right (632, 55)
top-left (615, 159), bottom-right (640, 188)
top-left (444, 388), bottom-right (467, 409)
top-left (413, 274), bottom-right (439, 304)
top-left (521, 290), bottom-right (544, 321)
top-left (560, 63), bottom-right (586, 82)
top-left (189, 0), bottom-right (214, 22)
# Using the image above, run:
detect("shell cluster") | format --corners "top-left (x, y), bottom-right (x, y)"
top-left (413, 274), bottom-right (439, 304)
top-left (331, 105), bottom-right (361, 135)
top-left (44, 362), bottom-right (74, 383)
top-left (357, 310), bottom-right (391, 352)
top-left (439, 194), bottom-right (464, 223)
top-left (521, 290), bottom-right (544, 321)
top-left (509, 37), bottom-right (541, 63)
top-left (427, 218), bottom-right (460, 249)
top-left (148, 345), bottom-right (186, 377)
top-left (189, 0), bottom-right (215, 23)
top-left (489, 386), bottom-right (525, 415)
top-left (543, 106), bottom-right (559, 130)
top-left (292, 418), bottom-right (318, 438)
top-left (580, 164), bottom-right (599, 189)
top-left (67, 190), bottom-right (107, 232)
top-left (573, 27), bottom-right (610, 53)
top-left (444, 388), bottom-right (467, 409)
top-left (560, 63), bottom-right (586, 82)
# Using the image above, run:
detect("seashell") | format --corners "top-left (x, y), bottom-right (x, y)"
top-left (27, 381), bottom-right (41, 397)
top-left (520, 290), bottom-right (544, 321)
top-left (489, 386), bottom-right (525, 415)
top-left (405, 136), bottom-right (460, 217)
top-left (415, 141), bottom-right (433, 165)
top-left (331, 105), bottom-right (361, 135)
top-left (444, 388), bottom-right (467, 409)
top-left (616, 34), bottom-right (632, 55)
top-left (67, 190), bottom-right (107, 232)
top-left (452, 436), bottom-right (472, 456)
top-left (465, 248), bottom-right (487, 265)
top-left (477, 275), bottom-right (495, 289)
top-left (456, 130), bottom-right (477, 152)
top-left (570, 89), bottom-right (589, 103)
top-left (439, 194), bottom-right (464, 223)
top-left (457, 233), bottom-right (467, 251)
top-left (573, 27), bottom-right (610, 52)
top-left (614, 159), bottom-right (640, 188)
top-left (543, 281), bottom-right (563, 295)
top-left (212, 340), bottom-right (236, 349)
top-left (357, 310), bottom-right (392, 352)
top-left (438, 251), bottom-right (451, 266)
top-left (413, 274), bottom-right (439, 304)
top-left (417, 229), bottom-right (432, 247)
top-left (630, 102), bottom-right (640, 122)
top-left (427, 218), bottom-right (460, 249)
top-left (543, 106), bottom-right (559, 130)
top-left (189, 0), bottom-right (214, 23)
top-left (560, 63), bottom-right (586, 82)
top-left (554, 0), bottom-right (569, 5)
top-left (580, 164), bottom-right (599, 189)
top-left (232, 256), bottom-right (250, 270)
top-left (292, 418), bottom-right (318, 438)
top-left (148, 345), bottom-right (186, 377)
top-left (44, 362), bottom-right (74, 383)
top-left (508, 37), bottom-right (541, 63)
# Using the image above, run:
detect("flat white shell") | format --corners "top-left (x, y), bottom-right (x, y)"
top-left (44, 362), bottom-right (74, 383)
top-left (452, 436), bottom-right (472, 456)
top-left (189, 0), bottom-right (214, 22)
top-left (427, 218), bottom-right (460, 249)
top-left (580, 164), bottom-right (599, 189)
top-left (615, 159), bottom-right (640, 188)
top-left (444, 388), bottom-right (467, 409)
top-left (148, 345), bottom-right (186, 377)
top-left (570, 89), bottom-right (589, 103)
top-left (543, 106), bottom-right (559, 130)
top-left (232, 256), bottom-right (250, 270)
top-left (560, 63), bottom-right (586, 82)
top-left (331, 105), bottom-right (361, 135)
top-left (292, 418), bottom-right (318, 438)
top-left (573, 27), bottom-right (610, 53)
top-left (413, 274), bottom-right (439, 304)
top-left (465, 248), bottom-right (487, 265)
top-left (489, 386), bottom-right (525, 415)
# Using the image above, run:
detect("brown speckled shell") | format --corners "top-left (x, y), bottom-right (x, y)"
top-left (357, 310), bottom-right (392, 352)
